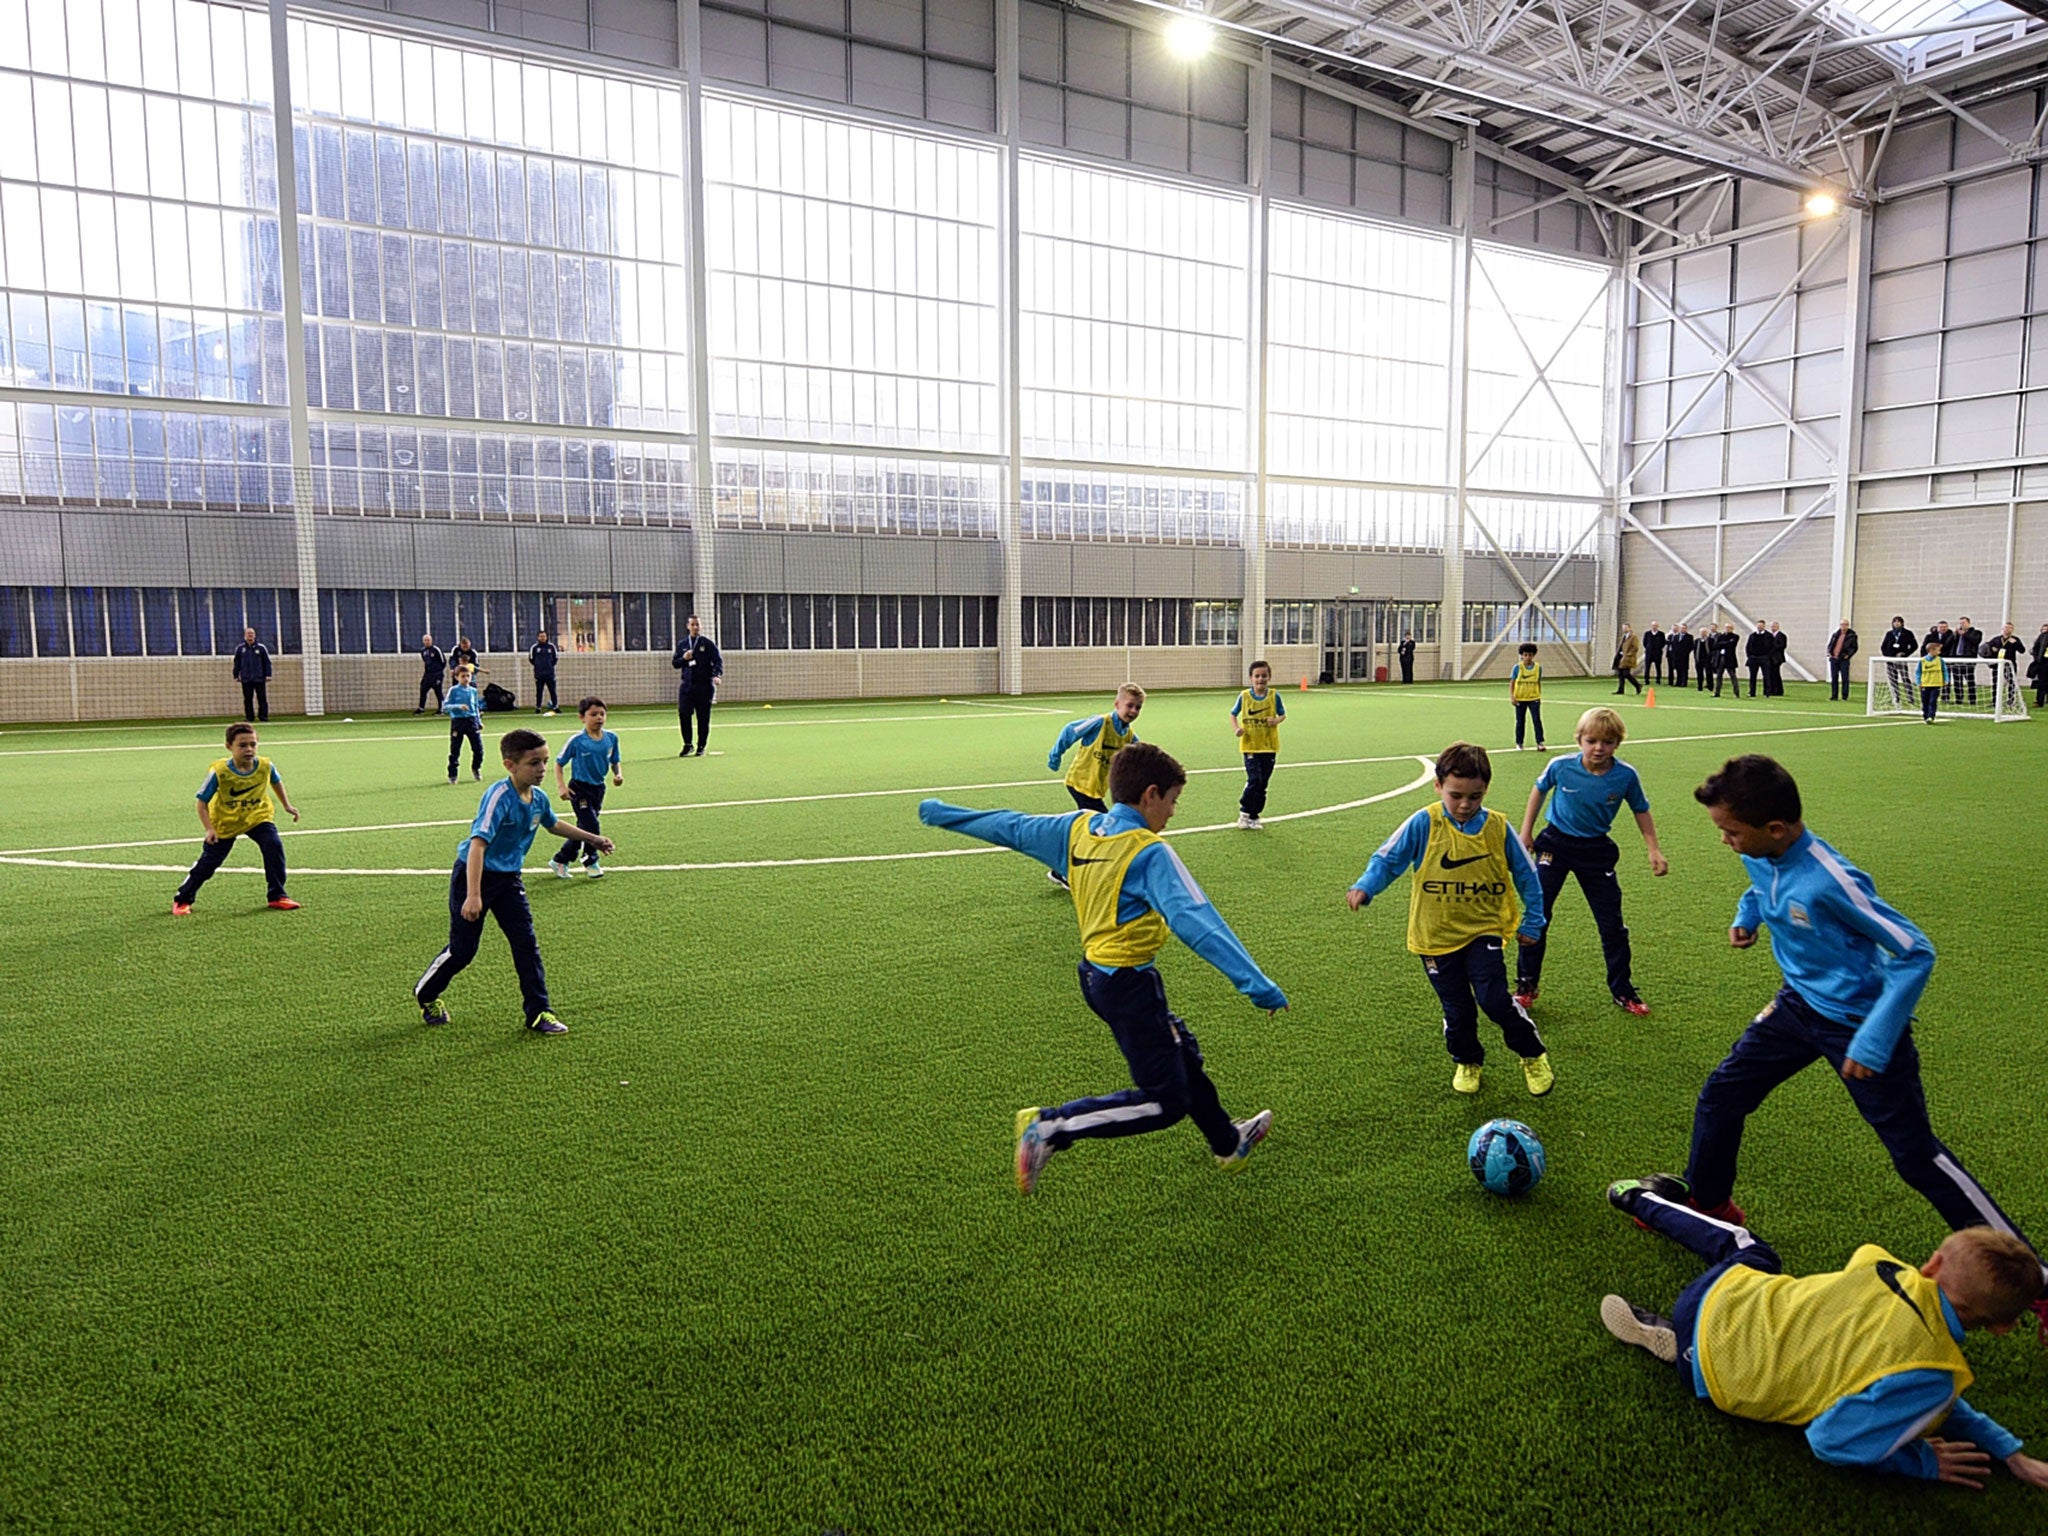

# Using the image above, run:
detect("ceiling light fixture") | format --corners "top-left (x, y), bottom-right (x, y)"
top-left (1804, 190), bottom-right (1839, 218)
top-left (1165, 6), bottom-right (1214, 61)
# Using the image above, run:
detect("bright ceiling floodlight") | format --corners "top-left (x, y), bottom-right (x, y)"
top-left (1804, 191), bottom-right (1840, 218)
top-left (1164, 12), bottom-right (1214, 60)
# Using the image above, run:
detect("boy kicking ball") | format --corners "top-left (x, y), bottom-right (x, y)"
top-left (1601, 1178), bottom-right (2047, 1491)
top-left (919, 741), bottom-right (1286, 1192)
top-left (413, 728), bottom-right (612, 1036)
top-left (1347, 742), bottom-right (1553, 1097)
top-left (171, 722), bottom-right (302, 915)
top-left (550, 696), bottom-right (622, 880)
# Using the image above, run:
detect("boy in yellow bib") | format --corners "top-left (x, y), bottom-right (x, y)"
top-left (1231, 660), bottom-right (1285, 829)
top-left (1045, 684), bottom-right (1144, 891)
top-left (1509, 643), bottom-right (1546, 751)
top-left (1601, 1179), bottom-right (2048, 1491)
top-left (172, 722), bottom-right (302, 915)
top-left (920, 741), bottom-right (1287, 1193)
top-left (1347, 742), bottom-right (1553, 1095)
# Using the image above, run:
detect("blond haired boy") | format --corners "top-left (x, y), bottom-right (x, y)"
top-left (1046, 684), bottom-right (1145, 889)
top-left (1514, 706), bottom-right (1667, 1016)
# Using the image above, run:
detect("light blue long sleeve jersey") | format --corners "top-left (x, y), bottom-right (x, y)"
top-left (1349, 806), bottom-right (1546, 941)
top-left (1732, 828), bottom-right (1931, 1072)
top-left (1686, 1288), bottom-right (2019, 1478)
top-left (443, 682), bottom-right (481, 721)
top-left (1047, 713), bottom-right (1134, 771)
top-left (917, 799), bottom-right (1287, 1011)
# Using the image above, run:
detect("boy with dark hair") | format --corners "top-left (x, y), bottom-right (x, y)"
top-left (1658, 753), bottom-right (2047, 1321)
top-left (550, 697), bottom-right (622, 880)
top-left (1231, 660), bottom-right (1285, 829)
top-left (443, 663), bottom-right (484, 782)
top-left (1600, 1183), bottom-right (2048, 1490)
top-left (919, 740), bottom-right (1287, 1193)
top-left (1348, 742), bottom-right (1552, 1096)
top-left (414, 727), bottom-right (613, 1035)
top-left (171, 723), bottom-right (301, 915)
top-left (1509, 644), bottom-right (1545, 751)
top-left (1514, 706), bottom-right (1666, 1016)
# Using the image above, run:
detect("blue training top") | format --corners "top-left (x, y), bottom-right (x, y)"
top-left (443, 683), bottom-right (481, 721)
top-left (1732, 827), bottom-right (1932, 1072)
top-left (1533, 754), bottom-right (1649, 839)
top-left (556, 729), bottom-right (620, 784)
top-left (460, 779), bottom-right (557, 871)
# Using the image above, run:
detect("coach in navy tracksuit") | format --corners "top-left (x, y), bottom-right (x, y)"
top-left (528, 631), bottom-right (559, 713)
top-left (672, 613), bottom-right (723, 757)
top-left (232, 627), bottom-right (272, 721)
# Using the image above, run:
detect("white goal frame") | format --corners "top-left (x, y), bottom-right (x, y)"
top-left (1867, 656), bottom-right (2030, 722)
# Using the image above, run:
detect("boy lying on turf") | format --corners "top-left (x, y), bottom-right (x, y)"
top-left (1603, 1176), bottom-right (2048, 1490)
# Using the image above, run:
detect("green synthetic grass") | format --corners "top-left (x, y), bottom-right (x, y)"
top-left (3, 679), bottom-right (2044, 1534)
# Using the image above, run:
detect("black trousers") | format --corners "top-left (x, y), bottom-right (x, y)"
top-left (1513, 700), bottom-right (1544, 747)
top-left (415, 863), bottom-right (550, 1024)
top-left (176, 819), bottom-right (287, 905)
top-left (1614, 668), bottom-right (1642, 694)
top-left (533, 674), bottom-right (559, 711)
top-left (555, 779), bottom-right (605, 866)
top-left (1239, 753), bottom-right (1276, 817)
top-left (240, 680), bottom-right (269, 721)
top-left (1029, 963), bottom-right (1238, 1157)
top-left (419, 677), bottom-right (444, 711)
top-left (679, 691), bottom-right (713, 752)
top-left (1423, 937), bottom-right (1545, 1066)
top-left (1068, 787), bottom-right (1107, 813)
top-left (1949, 662), bottom-right (1976, 704)
top-left (1645, 654), bottom-right (1663, 682)
top-left (1764, 661), bottom-right (1784, 697)
top-left (1922, 686), bottom-right (1941, 722)
top-left (448, 718), bottom-right (483, 777)
top-left (1827, 658), bottom-right (1852, 699)
top-left (1517, 828), bottom-right (1633, 1000)
top-left (1746, 661), bottom-right (1764, 696)
top-left (1669, 655), bottom-right (1690, 687)
top-left (1399, 657), bottom-right (1414, 683)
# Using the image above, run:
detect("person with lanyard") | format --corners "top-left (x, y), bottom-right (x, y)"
top-left (232, 626), bottom-right (272, 722)
top-left (671, 612), bottom-right (724, 757)
top-left (415, 633), bottom-right (446, 715)
top-left (1879, 616), bottom-right (1917, 707)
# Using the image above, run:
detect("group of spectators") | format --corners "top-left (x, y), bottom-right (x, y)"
top-left (1874, 616), bottom-right (2047, 711)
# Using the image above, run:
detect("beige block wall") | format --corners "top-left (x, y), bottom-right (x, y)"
top-left (2008, 502), bottom-right (2048, 627)
top-left (1854, 506), bottom-right (2017, 639)
top-left (1717, 514), bottom-right (1836, 679)
top-left (1020, 647), bottom-right (1245, 694)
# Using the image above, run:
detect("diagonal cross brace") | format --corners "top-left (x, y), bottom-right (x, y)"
top-left (1461, 502), bottom-right (1604, 679)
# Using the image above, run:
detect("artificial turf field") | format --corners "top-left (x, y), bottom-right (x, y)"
top-left (3, 676), bottom-right (2045, 1535)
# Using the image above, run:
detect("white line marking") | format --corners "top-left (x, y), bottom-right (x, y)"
top-left (1393, 688), bottom-right (1867, 722)
top-left (0, 762), bottom-right (1442, 877)
top-left (945, 697), bottom-right (1071, 714)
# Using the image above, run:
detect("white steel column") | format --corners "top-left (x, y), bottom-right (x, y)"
top-left (1444, 134), bottom-right (1475, 680)
top-left (1595, 266), bottom-right (1628, 674)
top-left (681, 0), bottom-right (718, 642)
top-left (1825, 206), bottom-right (1872, 629)
top-left (268, 0), bottom-right (322, 715)
top-left (1244, 47), bottom-right (1272, 679)
top-left (997, 0), bottom-right (1024, 696)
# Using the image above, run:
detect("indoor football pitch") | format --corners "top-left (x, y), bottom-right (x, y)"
top-left (4, 677), bottom-right (2044, 1534)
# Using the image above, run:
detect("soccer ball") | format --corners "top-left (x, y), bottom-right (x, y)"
top-left (1467, 1118), bottom-right (1546, 1197)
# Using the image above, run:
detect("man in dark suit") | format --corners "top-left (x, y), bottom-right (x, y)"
top-left (1642, 623), bottom-right (1666, 683)
top-left (1397, 632), bottom-right (1416, 684)
top-left (1667, 623), bottom-right (1694, 688)
top-left (2031, 623), bottom-right (2048, 709)
top-left (232, 626), bottom-right (272, 721)
top-left (1951, 616), bottom-right (1983, 705)
top-left (672, 612), bottom-right (724, 756)
top-left (1765, 621), bottom-right (1788, 697)
top-left (1744, 622), bottom-right (1771, 697)
top-left (1879, 615), bottom-right (1917, 707)
top-left (1825, 619), bottom-right (1859, 701)
top-left (1718, 624), bottom-right (1741, 695)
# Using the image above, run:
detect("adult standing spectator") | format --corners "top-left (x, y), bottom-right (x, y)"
top-left (1696, 622), bottom-right (1717, 693)
top-left (1824, 619), bottom-right (1858, 702)
top-left (1951, 615), bottom-right (1983, 706)
top-left (1718, 623), bottom-right (1742, 695)
top-left (1642, 622), bottom-right (1666, 683)
top-left (451, 635), bottom-right (479, 673)
top-left (1765, 620), bottom-right (1788, 697)
top-left (528, 629), bottom-right (560, 714)
top-left (672, 612), bottom-right (723, 757)
top-left (1879, 616), bottom-right (1917, 707)
top-left (1667, 623), bottom-right (1694, 688)
top-left (2030, 622), bottom-right (2048, 708)
top-left (414, 633), bottom-right (446, 715)
top-left (1985, 622), bottom-right (2025, 713)
top-left (232, 626), bottom-right (272, 721)
top-left (1744, 622), bottom-right (1770, 697)
top-left (1613, 624), bottom-right (1643, 694)
top-left (1397, 631), bottom-right (1416, 684)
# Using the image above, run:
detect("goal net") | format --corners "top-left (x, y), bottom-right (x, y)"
top-left (1867, 656), bottom-right (2030, 722)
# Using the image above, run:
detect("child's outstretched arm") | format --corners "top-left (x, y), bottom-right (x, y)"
top-left (1126, 843), bottom-right (1285, 1011)
top-left (919, 800), bottom-right (1079, 878)
top-left (1345, 808), bottom-right (1430, 910)
top-left (1047, 716), bottom-right (1100, 772)
top-left (1633, 808), bottom-right (1668, 875)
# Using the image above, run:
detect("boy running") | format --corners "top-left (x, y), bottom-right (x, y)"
top-left (1668, 755), bottom-right (2047, 1315)
top-left (1347, 742), bottom-right (1553, 1096)
top-left (919, 741), bottom-right (1286, 1193)
top-left (550, 697), bottom-right (622, 880)
top-left (444, 663), bottom-right (484, 782)
top-left (1045, 684), bottom-right (1144, 889)
top-left (413, 728), bottom-right (613, 1036)
top-left (1600, 1181), bottom-right (2047, 1491)
top-left (1232, 660), bottom-right (1285, 829)
top-left (1514, 706), bottom-right (1667, 1016)
top-left (171, 722), bottom-right (301, 915)
top-left (1509, 644), bottom-right (1546, 751)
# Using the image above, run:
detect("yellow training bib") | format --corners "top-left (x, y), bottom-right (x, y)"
top-left (1919, 655), bottom-right (1946, 689)
top-left (1511, 663), bottom-right (1542, 702)
top-left (1697, 1244), bottom-right (1972, 1427)
top-left (1405, 804), bottom-right (1518, 955)
top-left (1236, 689), bottom-right (1281, 755)
top-left (1068, 814), bottom-right (1170, 969)
top-left (1064, 714), bottom-right (1134, 801)
top-left (206, 756), bottom-right (276, 838)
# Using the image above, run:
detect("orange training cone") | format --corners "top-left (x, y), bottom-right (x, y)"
top-left (1645, 686), bottom-right (1657, 708)
top-left (1300, 676), bottom-right (1309, 691)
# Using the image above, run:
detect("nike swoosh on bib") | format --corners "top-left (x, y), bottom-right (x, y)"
top-left (1440, 853), bottom-right (1491, 870)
